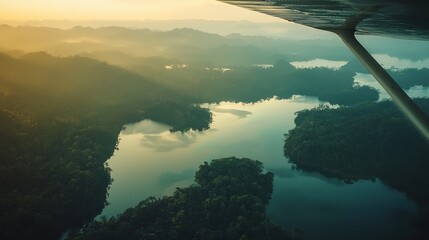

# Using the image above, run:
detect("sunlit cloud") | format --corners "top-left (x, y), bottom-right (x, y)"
top-left (122, 120), bottom-right (170, 135)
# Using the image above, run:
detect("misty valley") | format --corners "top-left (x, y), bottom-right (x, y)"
top-left (0, 24), bottom-right (429, 240)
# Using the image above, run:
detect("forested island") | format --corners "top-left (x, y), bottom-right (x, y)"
top-left (69, 157), bottom-right (289, 240)
top-left (284, 99), bottom-right (429, 237)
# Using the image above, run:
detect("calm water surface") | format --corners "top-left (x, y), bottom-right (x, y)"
top-left (354, 72), bottom-right (429, 100)
top-left (101, 96), bottom-right (418, 240)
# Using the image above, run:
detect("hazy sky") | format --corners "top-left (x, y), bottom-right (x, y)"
top-left (0, 0), bottom-right (281, 22)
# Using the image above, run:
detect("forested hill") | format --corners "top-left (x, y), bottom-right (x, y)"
top-left (0, 52), bottom-right (212, 239)
top-left (284, 99), bottom-right (429, 236)
top-left (0, 25), bottom-right (349, 62)
top-left (0, 51), bottom-right (164, 119)
top-left (2, 25), bottom-right (429, 107)
top-left (0, 52), bottom-right (211, 130)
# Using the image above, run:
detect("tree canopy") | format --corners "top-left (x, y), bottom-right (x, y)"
top-left (0, 52), bottom-right (212, 239)
top-left (284, 98), bottom-right (429, 236)
top-left (70, 157), bottom-right (288, 240)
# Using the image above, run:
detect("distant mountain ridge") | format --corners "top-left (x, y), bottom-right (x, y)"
top-left (0, 19), bottom-right (332, 40)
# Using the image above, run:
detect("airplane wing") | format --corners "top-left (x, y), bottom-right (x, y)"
top-left (218, 0), bottom-right (429, 39)
top-left (217, 0), bottom-right (429, 141)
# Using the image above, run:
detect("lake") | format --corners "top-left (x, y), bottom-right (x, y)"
top-left (290, 56), bottom-right (429, 101)
top-left (101, 96), bottom-right (418, 240)
top-left (354, 72), bottom-right (429, 100)
top-left (290, 55), bottom-right (429, 71)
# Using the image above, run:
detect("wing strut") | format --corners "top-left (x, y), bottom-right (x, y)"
top-left (335, 30), bottom-right (429, 141)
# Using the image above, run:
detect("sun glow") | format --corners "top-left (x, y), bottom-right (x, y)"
top-left (0, 0), bottom-right (282, 22)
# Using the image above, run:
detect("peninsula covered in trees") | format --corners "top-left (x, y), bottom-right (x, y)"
top-left (70, 158), bottom-right (289, 240)
top-left (284, 98), bottom-right (429, 236)
top-left (0, 52), bottom-right (212, 239)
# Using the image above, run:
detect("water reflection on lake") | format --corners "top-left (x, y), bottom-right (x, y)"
top-left (354, 73), bottom-right (429, 100)
top-left (102, 96), bottom-right (417, 240)
top-left (373, 54), bottom-right (429, 70)
top-left (290, 58), bottom-right (348, 70)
